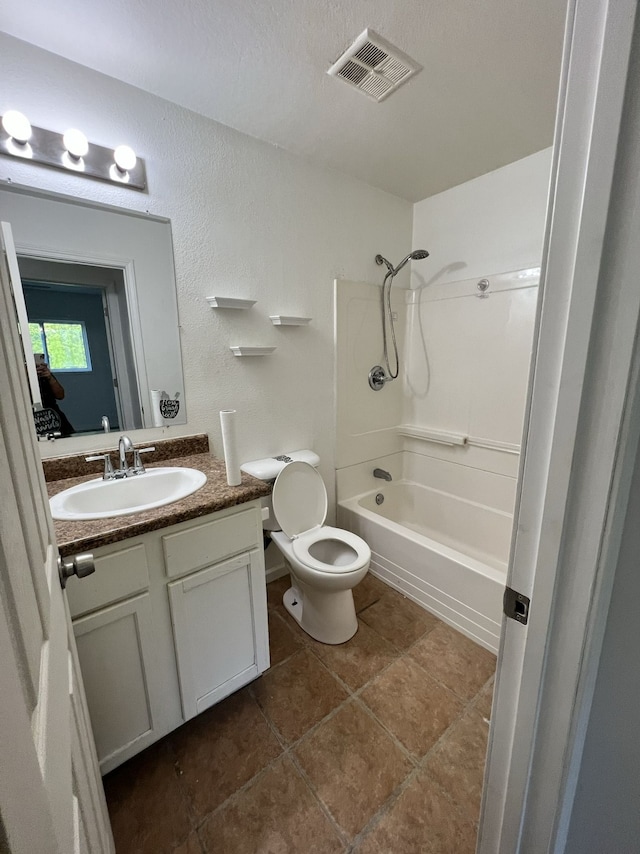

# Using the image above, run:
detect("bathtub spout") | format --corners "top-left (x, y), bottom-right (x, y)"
top-left (373, 468), bottom-right (392, 481)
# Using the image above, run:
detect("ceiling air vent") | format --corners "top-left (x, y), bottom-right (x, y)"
top-left (328, 29), bottom-right (422, 102)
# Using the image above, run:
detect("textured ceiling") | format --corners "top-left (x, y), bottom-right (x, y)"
top-left (0, 0), bottom-right (567, 201)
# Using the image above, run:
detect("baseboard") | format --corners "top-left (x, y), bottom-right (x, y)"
top-left (265, 561), bottom-right (288, 583)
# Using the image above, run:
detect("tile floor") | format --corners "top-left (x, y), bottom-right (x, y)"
top-left (104, 574), bottom-right (496, 853)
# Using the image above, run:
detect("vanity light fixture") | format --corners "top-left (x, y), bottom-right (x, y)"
top-left (0, 112), bottom-right (147, 191)
top-left (63, 128), bottom-right (89, 159)
top-left (110, 144), bottom-right (138, 184)
top-left (2, 110), bottom-right (32, 144)
top-left (113, 144), bottom-right (136, 172)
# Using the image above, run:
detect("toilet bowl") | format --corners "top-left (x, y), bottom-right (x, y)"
top-left (268, 460), bottom-right (370, 644)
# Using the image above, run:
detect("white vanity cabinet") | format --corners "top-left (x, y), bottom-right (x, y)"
top-left (168, 550), bottom-right (267, 719)
top-left (65, 500), bottom-right (269, 774)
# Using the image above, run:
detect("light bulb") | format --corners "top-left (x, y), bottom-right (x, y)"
top-left (2, 110), bottom-right (32, 144)
top-left (63, 128), bottom-right (88, 158)
top-left (113, 144), bottom-right (136, 172)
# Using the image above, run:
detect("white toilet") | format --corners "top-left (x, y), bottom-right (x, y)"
top-left (243, 453), bottom-right (370, 644)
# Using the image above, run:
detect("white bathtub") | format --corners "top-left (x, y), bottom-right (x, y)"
top-left (338, 481), bottom-right (511, 652)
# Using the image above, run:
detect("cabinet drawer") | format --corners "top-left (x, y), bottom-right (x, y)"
top-left (162, 508), bottom-right (258, 578)
top-left (67, 543), bottom-right (150, 619)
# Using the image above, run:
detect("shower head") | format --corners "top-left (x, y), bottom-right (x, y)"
top-left (392, 249), bottom-right (430, 275)
top-left (375, 249), bottom-right (429, 277)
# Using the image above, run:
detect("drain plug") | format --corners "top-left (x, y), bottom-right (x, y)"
top-left (375, 493), bottom-right (384, 505)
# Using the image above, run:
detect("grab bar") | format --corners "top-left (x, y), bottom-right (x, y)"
top-left (397, 425), bottom-right (467, 446)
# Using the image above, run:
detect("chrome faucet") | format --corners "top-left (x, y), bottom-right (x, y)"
top-left (118, 435), bottom-right (134, 475)
top-left (101, 415), bottom-right (111, 433)
top-left (85, 435), bottom-right (155, 480)
top-left (373, 468), bottom-right (392, 481)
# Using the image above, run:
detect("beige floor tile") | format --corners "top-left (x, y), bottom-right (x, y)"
top-left (359, 591), bottom-right (441, 650)
top-left (295, 700), bottom-right (413, 840)
top-left (356, 770), bottom-right (477, 854)
top-left (268, 609), bottom-right (303, 666)
top-left (268, 585), bottom-right (325, 647)
top-left (266, 575), bottom-right (290, 610)
top-left (353, 573), bottom-right (389, 613)
top-left (361, 656), bottom-right (464, 759)
top-left (410, 623), bottom-right (497, 701)
top-left (423, 709), bottom-right (490, 823)
top-left (252, 648), bottom-right (348, 743)
top-left (311, 620), bottom-right (399, 690)
top-left (170, 686), bottom-right (282, 820)
top-left (103, 740), bottom-right (192, 854)
top-left (199, 757), bottom-right (345, 854)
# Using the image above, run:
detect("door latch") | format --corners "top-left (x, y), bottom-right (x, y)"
top-left (503, 586), bottom-right (530, 625)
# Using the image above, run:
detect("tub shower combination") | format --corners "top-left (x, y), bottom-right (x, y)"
top-left (338, 474), bottom-right (510, 652)
top-left (335, 261), bottom-right (538, 654)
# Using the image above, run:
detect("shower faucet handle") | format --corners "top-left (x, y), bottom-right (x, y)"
top-left (368, 366), bottom-right (392, 391)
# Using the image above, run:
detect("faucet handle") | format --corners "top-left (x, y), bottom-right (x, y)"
top-left (132, 446), bottom-right (156, 473)
top-left (86, 453), bottom-right (115, 480)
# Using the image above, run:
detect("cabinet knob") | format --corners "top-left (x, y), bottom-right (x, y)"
top-left (58, 552), bottom-right (95, 589)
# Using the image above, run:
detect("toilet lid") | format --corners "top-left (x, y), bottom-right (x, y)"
top-left (271, 461), bottom-right (327, 538)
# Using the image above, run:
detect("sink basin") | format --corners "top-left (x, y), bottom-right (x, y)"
top-left (50, 467), bottom-right (208, 520)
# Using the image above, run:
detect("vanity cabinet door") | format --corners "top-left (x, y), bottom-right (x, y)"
top-left (168, 549), bottom-right (269, 720)
top-left (73, 593), bottom-right (164, 773)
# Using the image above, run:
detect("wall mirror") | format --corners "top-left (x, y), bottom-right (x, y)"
top-left (0, 183), bottom-right (187, 442)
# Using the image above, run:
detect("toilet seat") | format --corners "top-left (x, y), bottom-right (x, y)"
top-left (272, 462), bottom-right (370, 575)
top-left (292, 525), bottom-right (370, 574)
top-left (271, 461), bottom-right (328, 538)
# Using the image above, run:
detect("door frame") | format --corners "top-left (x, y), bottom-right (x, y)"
top-left (479, 0), bottom-right (640, 850)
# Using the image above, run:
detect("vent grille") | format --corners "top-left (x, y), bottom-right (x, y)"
top-left (354, 41), bottom-right (388, 68)
top-left (378, 57), bottom-right (412, 84)
top-left (337, 60), bottom-right (369, 86)
top-left (328, 28), bottom-right (421, 102)
top-left (360, 73), bottom-right (393, 100)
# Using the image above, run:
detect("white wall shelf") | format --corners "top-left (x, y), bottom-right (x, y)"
top-left (269, 315), bottom-right (312, 326)
top-left (207, 297), bottom-right (256, 309)
top-left (229, 346), bottom-right (276, 357)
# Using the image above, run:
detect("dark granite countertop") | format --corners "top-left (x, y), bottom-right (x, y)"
top-left (49, 452), bottom-right (271, 557)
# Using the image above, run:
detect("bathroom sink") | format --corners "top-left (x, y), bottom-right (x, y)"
top-left (50, 467), bottom-right (207, 521)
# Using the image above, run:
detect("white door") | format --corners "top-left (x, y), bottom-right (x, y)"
top-left (0, 224), bottom-right (114, 852)
top-left (479, 1), bottom-right (640, 851)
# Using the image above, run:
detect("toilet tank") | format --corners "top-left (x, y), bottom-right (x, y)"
top-left (241, 450), bottom-right (320, 531)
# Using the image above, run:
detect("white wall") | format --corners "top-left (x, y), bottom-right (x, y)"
top-left (334, 151), bottom-right (551, 502)
top-left (401, 150), bottom-right (552, 493)
top-left (0, 34), bottom-right (412, 512)
top-left (411, 148), bottom-right (552, 288)
top-left (403, 269), bottom-right (539, 470)
top-left (334, 279), bottom-right (407, 468)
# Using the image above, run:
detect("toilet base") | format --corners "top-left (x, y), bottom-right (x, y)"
top-left (283, 579), bottom-right (358, 645)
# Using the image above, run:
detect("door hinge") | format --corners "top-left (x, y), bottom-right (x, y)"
top-left (503, 586), bottom-right (530, 625)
